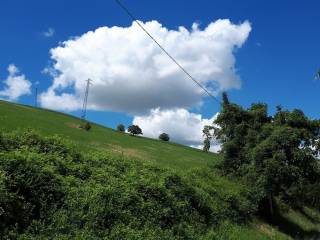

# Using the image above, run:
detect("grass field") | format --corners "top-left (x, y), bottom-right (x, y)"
top-left (1, 99), bottom-right (319, 239)
top-left (0, 100), bottom-right (219, 171)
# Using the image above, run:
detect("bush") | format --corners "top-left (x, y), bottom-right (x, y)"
top-left (116, 124), bottom-right (125, 132)
top-left (127, 125), bottom-right (142, 136)
top-left (159, 133), bottom-right (170, 141)
top-left (0, 131), bottom-right (71, 235)
top-left (79, 121), bottom-right (91, 131)
top-left (0, 130), bottom-right (258, 239)
top-left (83, 121), bottom-right (92, 131)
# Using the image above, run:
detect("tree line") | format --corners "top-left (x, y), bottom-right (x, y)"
top-left (79, 121), bottom-right (171, 142)
top-left (205, 92), bottom-right (320, 217)
top-left (116, 124), bottom-right (170, 142)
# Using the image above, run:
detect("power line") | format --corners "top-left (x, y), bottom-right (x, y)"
top-left (114, 0), bottom-right (221, 105)
top-left (81, 78), bottom-right (93, 121)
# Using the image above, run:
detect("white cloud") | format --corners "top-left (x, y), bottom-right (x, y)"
top-left (39, 90), bottom-right (81, 111)
top-left (190, 144), bottom-right (221, 153)
top-left (43, 27), bottom-right (55, 37)
top-left (133, 108), bottom-right (220, 152)
top-left (40, 19), bottom-right (251, 113)
top-left (0, 64), bottom-right (32, 101)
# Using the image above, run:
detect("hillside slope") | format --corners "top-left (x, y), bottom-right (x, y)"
top-left (1, 100), bottom-right (319, 239)
top-left (0, 100), bottom-right (219, 171)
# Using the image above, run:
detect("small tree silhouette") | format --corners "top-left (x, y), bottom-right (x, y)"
top-left (159, 133), bottom-right (170, 141)
top-left (127, 125), bottom-right (142, 136)
top-left (116, 124), bottom-right (125, 132)
top-left (80, 121), bottom-right (91, 131)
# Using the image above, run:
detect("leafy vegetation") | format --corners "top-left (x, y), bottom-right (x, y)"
top-left (211, 93), bottom-right (320, 233)
top-left (80, 121), bottom-right (92, 131)
top-left (0, 130), bottom-right (265, 239)
top-left (116, 123), bottom-right (125, 132)
top-left (159, 132), bottom-right (170, 141)
top-left (0, 100), bottom-right (319, 239)
top-left (202, 125), bottom-right (213, 152)
top-left (128, 125), bottom-right (143, 136)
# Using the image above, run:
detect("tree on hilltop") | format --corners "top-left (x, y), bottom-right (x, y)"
top-left (202, 125), bottom-right (213, 152)
top-left (116, 124), bottom-right (125, 132)
top-left (128, 125), bottom-right (143, 136)
top-left (159, 133), bottom-right (170, 141)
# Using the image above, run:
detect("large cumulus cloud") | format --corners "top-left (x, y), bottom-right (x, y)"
top-left (40, 19), bottom-right (251, 113)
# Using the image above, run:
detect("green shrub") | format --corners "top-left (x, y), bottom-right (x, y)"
top-left (128, 125), bottom-right (143, 136)
top-left (159, 133), bottom-right (170, 141)
top-left (80, 121), bottom-right (91, 131)
top-left (116, 124), bottom-right (125, 132)
top-left (0, 130), bottom-right (260, 239)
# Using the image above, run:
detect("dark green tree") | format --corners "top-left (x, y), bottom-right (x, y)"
top-left (128, 125), bottom-right (143, 136)
top-left (213, 93), bottom-right (320, 215)
top-left (202, 125), bottom-right (213, 152)
top-left (203, 138), bottom-right (210, 153)
top-left (116, 124), bottom-right (125, 132)
top-left (81, 121), bottom-right (91, 131)
top-left (222, 91), bottom-right (230, 105)
top-left (159, 133), bottom-right (170, 141)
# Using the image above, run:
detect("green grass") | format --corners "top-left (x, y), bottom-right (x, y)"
top-left (0, 100), bottom-right (319, 239)
top-left (0, 100), bottom-right (219, 171)
top-left (268, 206), bottom-right (320, 239)
top-left (213, 220), bottom-right (290, 240)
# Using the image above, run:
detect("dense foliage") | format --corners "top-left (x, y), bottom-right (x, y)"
top-left (0, 130), bottom-right (259, 239)
top-left (128, 125), bottom-right (143, 136)
top-left (213, 93), bottom-right (320, 216)
top-left (80, 121), bottom-right (91, 131)
top-left (159, 133), bottom-right (170, 141)
top-left (202, 126), bottom-right (213, 152)
top-left (116, 124), bottom-right (125, 132)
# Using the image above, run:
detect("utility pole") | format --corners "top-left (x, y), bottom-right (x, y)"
top-left (34, 87), bottom-right (38, 108)
top-left (81, 78), bottom-right (93, 122)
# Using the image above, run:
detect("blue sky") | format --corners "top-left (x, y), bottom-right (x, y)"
top-left (0, 0), bottom-right (319, 147)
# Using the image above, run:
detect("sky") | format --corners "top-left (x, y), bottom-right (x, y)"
top-left (0, 0), bottom-right (319, 150)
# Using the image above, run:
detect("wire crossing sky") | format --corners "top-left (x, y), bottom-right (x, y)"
top-left (114, 0), bottom-right (221, 105)
top-left (0, 0), bottom-right (319, 150)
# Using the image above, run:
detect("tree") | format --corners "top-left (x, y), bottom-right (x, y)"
top-left (212, 93), bottom-right (320, 216)
top-left (116, 124), bottom-right (125, 132)
top-left (202, 125), bottom-right (213, 152)
top-left (127, 125), bottom-right (143, 136)
top-left (80, 121), bottom-right (91, 131)
top-left (222, 91), bottom-right (230, 105)
top-left (159, 133), bottom-right (170, 141)
top-left (203, 138), bottom-right (210, 153)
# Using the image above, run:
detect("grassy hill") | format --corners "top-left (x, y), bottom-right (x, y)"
top-left (0, 100), bottom-right (319, 239)
top-left (0, 100), bottom-right (219, 171)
